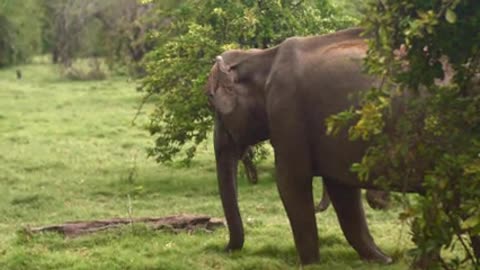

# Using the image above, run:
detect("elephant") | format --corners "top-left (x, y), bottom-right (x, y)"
top-left (240, 147), bottom-right (390, 211)
top-left (204, 27), bottom-right (426, 265)
top-left (239, 147), bottom-right (390, 211)
top-left (316, 183), bottom-right (390, 212)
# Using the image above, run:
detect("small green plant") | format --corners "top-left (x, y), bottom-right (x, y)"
top-left (61, 58), bottom-right (107, 81)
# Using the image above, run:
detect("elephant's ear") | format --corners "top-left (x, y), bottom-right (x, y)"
top-left (211, 56), bottom-right (237, 115)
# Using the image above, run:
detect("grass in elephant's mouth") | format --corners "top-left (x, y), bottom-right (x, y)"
top-left (0, 63), bottom-right (414, 269)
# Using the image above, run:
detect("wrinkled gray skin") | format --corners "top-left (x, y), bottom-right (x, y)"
top-left (205, 28), bottom-right (423, 265)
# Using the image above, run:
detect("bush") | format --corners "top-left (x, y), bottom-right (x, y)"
top-left (140, 0), bottom-right (357, 164)
top-left (0, 1), bottom-right (43, 67)
top-left (329, 0), bottom-right (480, 268)
top-left (62, 58), bottom-right (107, 81)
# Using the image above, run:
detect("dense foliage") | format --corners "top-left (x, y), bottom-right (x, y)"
top-left (331, 0), bottom-right (367, 18)
top-left (0, 0), bottom-right (43, 66)
top-left (42, 0), bottom-right (153, 71)
top-left (0, 0), bottom-right (157, 78)
top-left (328, 0), bottom-right (480, 268)
top-left (140, 0), bottom-right (356, 164)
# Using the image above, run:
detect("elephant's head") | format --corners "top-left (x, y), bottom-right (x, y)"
top-left (205, 56), bottom-right (237, 115)
top-left (205, 54), bottom-right (271, 147)
top-left (204, 50), bottom-right (274, 251)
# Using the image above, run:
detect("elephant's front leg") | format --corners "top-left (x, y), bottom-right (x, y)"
top-left (273, 141), bottom-right (319, 265)
top-left (324, 179), bottom-right (392, 263)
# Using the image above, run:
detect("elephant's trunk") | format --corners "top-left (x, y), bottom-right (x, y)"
top-left (214, 119), bottom-right (244, 250)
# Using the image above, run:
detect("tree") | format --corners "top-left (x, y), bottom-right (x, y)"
top-left (39, 0), bottom-right (158, 77)
top-left (328, 0), bottom-right (480, 268)
top-left (44, 0), bottom-right (112, 67)
top-left (331, 0), bottom-right (367, 18)
top-left (96, 0), bottom-right (160, 76)
top-left (0, 0), bottom-right (43, 67)
top-left (140, 0), bottom-right (357, 166)
top-left (0, 14), bottom-right (15, 66)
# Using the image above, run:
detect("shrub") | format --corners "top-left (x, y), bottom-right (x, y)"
top-left (140, 0), bottom-right (357, 164)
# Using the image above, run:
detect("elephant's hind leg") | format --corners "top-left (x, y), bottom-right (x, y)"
top-left (324, 179), bottom-right (392, 264)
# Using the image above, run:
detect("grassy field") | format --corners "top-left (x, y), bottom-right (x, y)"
top-left (0, 63), bottom-right (413, 269)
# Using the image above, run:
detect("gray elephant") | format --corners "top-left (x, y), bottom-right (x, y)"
top-left (204, 28), bottom-right (427, 265)
top-left (316, 183), bottom-right (390, 212)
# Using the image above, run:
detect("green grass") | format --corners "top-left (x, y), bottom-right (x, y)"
top-left (0, 63), bottom-right (413, 269)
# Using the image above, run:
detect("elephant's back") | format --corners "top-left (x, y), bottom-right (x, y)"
top-left (266, 31), bottom-right (377, 187)
top-left (296, 38), bottom-right (373, 186)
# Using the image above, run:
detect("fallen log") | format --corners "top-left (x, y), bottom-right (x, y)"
top-left (25, 214), bottom-right (225, 237)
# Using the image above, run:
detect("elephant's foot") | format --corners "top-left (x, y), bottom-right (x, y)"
top-left (225, 238), bottom-right (244, 251)
top-left (358, 245), bottom-right (393, 264)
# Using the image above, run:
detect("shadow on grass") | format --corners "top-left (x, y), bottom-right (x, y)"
top-left (11, 223), bottom-right (407, 269)
top-left (201, 238), bottom-right (379, 268)
top-left (10, 194), bottom-right (54, 207)
top-left (246, 234), bottom-right (353, 263)
top-left (319, 234), bottom-right (345, 246)
top-left (201, 242), bottom-right (298, 266)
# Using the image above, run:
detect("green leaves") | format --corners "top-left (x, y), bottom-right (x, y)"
top-left (445, 8), bottom-right (457, 24)
top-left (325, 108), bottom-right (355, 136)
top-left (141, 0), bottom-right (356, 165)
top-left (0, 0), bottom-right (43, 67)
top-left (329, 0), bottom-right (480, 268)
top-left (350, 100), bottom-right (388, 141)
top-left (462, 215), bottom-right (480, 232)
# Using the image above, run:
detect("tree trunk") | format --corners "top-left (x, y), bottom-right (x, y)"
top-left (26, 214), bottom-right (224, 237)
